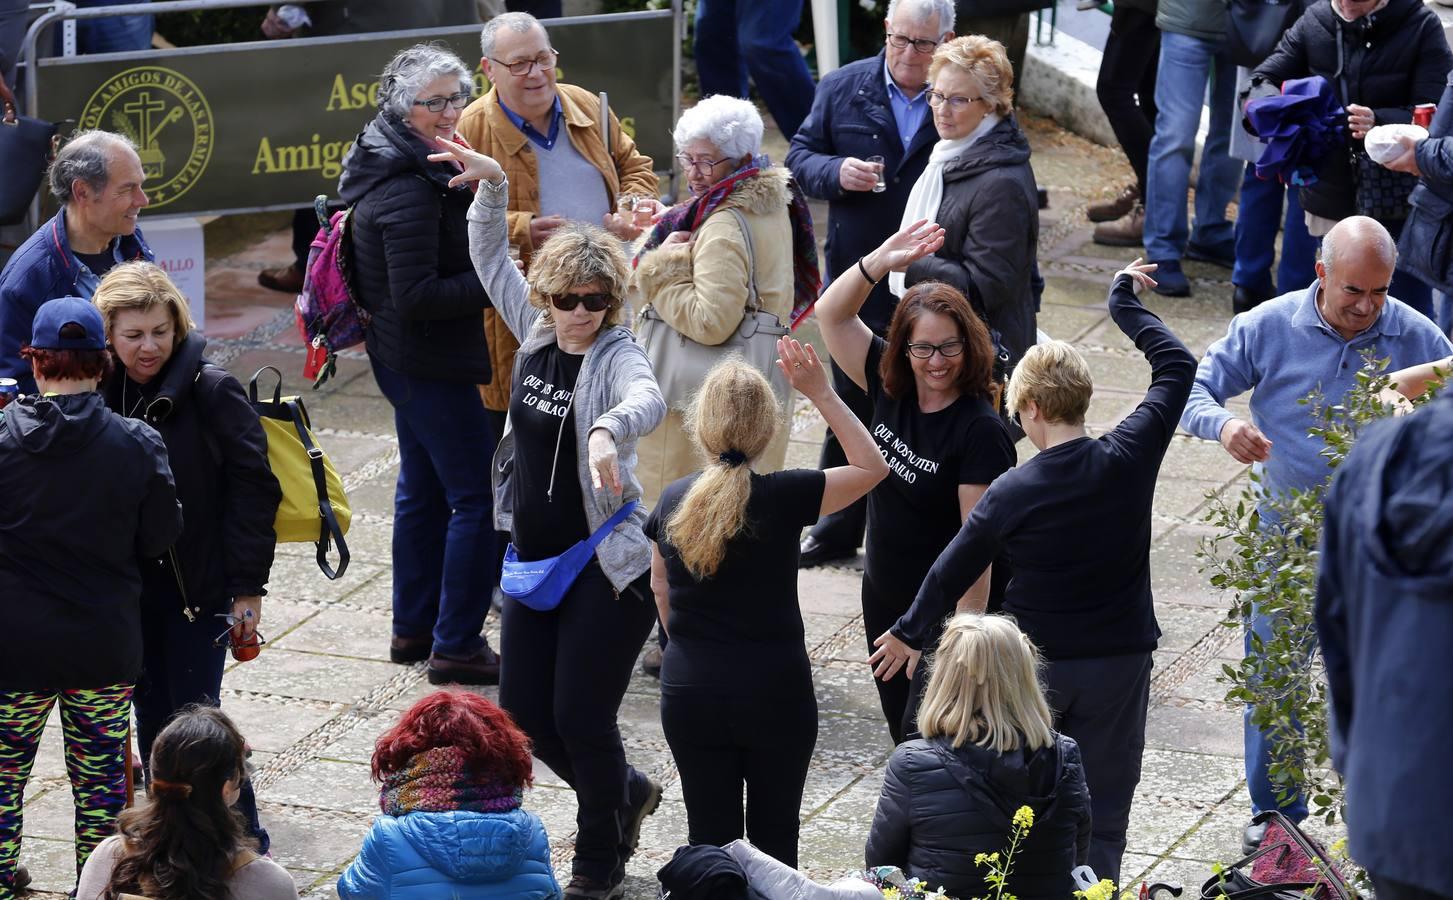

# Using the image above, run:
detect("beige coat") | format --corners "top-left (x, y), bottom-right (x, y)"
top-left (631, 166), bottom-right (797, 506)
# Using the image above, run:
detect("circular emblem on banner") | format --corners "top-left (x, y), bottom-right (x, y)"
top-left (78, 66), bottom-right (214, 209)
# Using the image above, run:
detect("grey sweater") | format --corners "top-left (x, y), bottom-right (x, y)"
top-left (466, 178), bottom-right (666, 591)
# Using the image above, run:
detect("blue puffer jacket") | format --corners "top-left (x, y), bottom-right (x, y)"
top-left (1398, 75), bottom-right (1453, 296)
top-left (337, 809), bottom-right (561, 899)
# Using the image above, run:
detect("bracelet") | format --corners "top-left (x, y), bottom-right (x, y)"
top-left (857, 257), bottom-right (879, 286)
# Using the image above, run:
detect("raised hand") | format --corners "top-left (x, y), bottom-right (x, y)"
top-left (1116, 257), bottom-right (1159, 294)
top-left (776, 337), bottom-right (829, 401)
top-left (426, 139), bottom-right (505, 189)
top-left (866, 219), bottom-right (947, 277)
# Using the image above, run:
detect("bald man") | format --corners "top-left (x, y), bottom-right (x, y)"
top-left (1180, 215), bottom-right (1452, 850)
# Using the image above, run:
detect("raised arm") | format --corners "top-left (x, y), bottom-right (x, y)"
top-left (1101, 264), bottom-right (1198, 458)
top-left (817, 220), bottom-right (945, 390)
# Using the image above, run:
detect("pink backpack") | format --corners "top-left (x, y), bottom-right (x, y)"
top-left (294, 196), bottom-right (369, 387)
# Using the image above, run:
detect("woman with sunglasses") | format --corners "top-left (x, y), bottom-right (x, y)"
top-left (338, 43), bottom-right (502, 686)
top-left (815, 219), bottom-right (1017, 745)
top-left (91, 262), bottom-right (280, 852)
top-left (891, 35), bottom-right (1038, 378)
top-left (630, 94), bottom-right (820, 505)
top-left (433, 138), bottom-right (667, 900)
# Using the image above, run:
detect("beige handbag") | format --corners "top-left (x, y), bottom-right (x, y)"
top-left (636, 207), bottom-right (790, 411)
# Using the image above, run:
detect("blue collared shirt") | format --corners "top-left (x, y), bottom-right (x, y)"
top-left (884, 60), bottom-right (929, 149)
top-left (1180, 281), bottom-right (1453, 499)
top-left (499, 95), bottom-right (563, 150)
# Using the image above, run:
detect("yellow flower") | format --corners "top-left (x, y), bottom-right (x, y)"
top-left (1073, 878), bottom-right (1118, 900)
top-left (883, 888), bottom-right (901, 900)
top-left (1012, 805), bottom-right (1035, 831)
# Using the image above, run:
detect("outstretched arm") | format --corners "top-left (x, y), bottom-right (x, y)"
top-left (1103, 261), bottom-right (1198, 458)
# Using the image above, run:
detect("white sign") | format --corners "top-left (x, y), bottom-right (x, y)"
top-left (141, 217), bottom-right (206, 330)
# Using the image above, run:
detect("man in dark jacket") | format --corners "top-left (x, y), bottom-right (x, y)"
top-left (786, 0), bottom-right (952, 566)
top-left (1316, 390), bottom-right (1453, 900)
top-left (0, 131), bottom-right (151, 393)
top-left (1251, 0), bottom-right (1452, 319)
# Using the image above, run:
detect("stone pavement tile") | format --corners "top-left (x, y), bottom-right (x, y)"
top-left (18, 788), bottom-right (74, 841)
top-left (263, 556), bottom-right (388, 608)
top-left (1080, 314), bottom-right (1233, 359)
top-left (801, 764), bottom-right (870, 816)
top-left (803, 612), bottom-right (856, 655)
top-left (1155, 603), bottom-right (1229, 653)
top-left (632, 794), bottom-right (690, 862)
top-left (814, 662), bottom-right (889, 723)
top-left (1146, 702), bottom-right (1245, 758)
top-left (1139, 748), bottom-right (1245, 804)
top-left (259, 801), bottom-right (373, 882)
top-left (296, 870), bottom-right (343, 899)
top-left (1119, 850), bottom-right (1161, 887)
top-left (1083, 388), bottom-right (1142, 431)
top-left (1042, 273), bottom-right (1122, 310)
top-left (812, 770), bottom-right (885, 824)
top-left (293, 517), bottom-right (394, 566)
top-left (1137, 855), bottom-right (1220, 894)
top-left (339, 572), bottom-right (394, 614)
top-left (381, 674), bottom-right (495, 713)
top-left (1153, 477), bottom-right (1229, 521)
top-left (1150, 526), bottom-right (1230, 608)
top-left (813, 716), bottom-right (895, 770)
top-left (341, 479), bottom-right (395, 519)
top-left (1125, 793), bottom-right (1215, 857)
top-left (316, 708), bottom-right (400, 765)
top-left (797, 815), bottom-right (871, 883)
top-left (272, 605), bottom-right (394, 662)
top-left (1037, 301), bottom-right (1108, 342)
top-left (219, 694), bottom-right (343, 755)
top-left (1081, 349), bottom-right (1153, 394)
top-left (225, 649), bottom-right (400, 704)
top-left (1161, 436), bottom-right (1250, 485)
top-left (306, 390), bottom-right (401, 439)
top-left (799, 566), bottom-right (867, 618)
top-left (786, 437), bottom-right (821, 470)
top-left (13, 835), bottom-right (79, 896)
top-left (1171, 805), bottom-right (1253, 863)
top-left (1169, 658), bottom-right (1239, 707)
top-left (329, 364), bottom-right (384, 399)
top-left (230, 597), bottom-right (321, 646)
top-left (266, 757), bottom-right (378, 815)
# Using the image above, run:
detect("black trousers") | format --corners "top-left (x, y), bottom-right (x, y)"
top-left (498, 561), bottom-right (656, 882)
top-left (1372, 875), bottom-right (1453, 900)
top-left (861, 573), bottom-right (919, 745)
top-left (1095, 5), bottom-right (1160, 196)
top-left (660, 676), bottom-right (817, 868)
top-left (806, 359), bottom-right (875, 551)
top-left (1043, 651), bottom-right (1153, 889)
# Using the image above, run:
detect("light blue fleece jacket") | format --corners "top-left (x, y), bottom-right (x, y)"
top-left (1180, 281), bottom-right (1452, 500)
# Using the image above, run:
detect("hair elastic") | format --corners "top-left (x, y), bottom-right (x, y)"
top-left (149, 778), bottom-right (193, 799)
top-left (718, 449), bottom-right (747, 467)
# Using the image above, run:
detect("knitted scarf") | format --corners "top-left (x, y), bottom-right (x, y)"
top-left (379, 746), bottom-right (522, 817)
top-left (633, 153), bottom-right (822, 329)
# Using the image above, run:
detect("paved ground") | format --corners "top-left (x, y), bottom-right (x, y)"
top-left (15, 112), bottom-right (1342, 898)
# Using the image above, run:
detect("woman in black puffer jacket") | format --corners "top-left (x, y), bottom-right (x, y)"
top-left (1251, 0), bottom-right (1453, 317)
top-left (866, 614), bottom-right (1091, 899)
top-left (337, 43), bottom-right (499, 687)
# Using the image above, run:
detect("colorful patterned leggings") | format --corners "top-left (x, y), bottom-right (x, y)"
top-left (0, 685), bottom-right (133, 887)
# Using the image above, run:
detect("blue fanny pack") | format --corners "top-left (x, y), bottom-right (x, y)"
top-left (500, 500), bottom-right (638, 612)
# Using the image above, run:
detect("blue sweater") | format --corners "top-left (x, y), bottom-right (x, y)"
top-left (1180, 282), bottom-right (1452, 500)
top-left (337, 808), bottom-right (561, 900)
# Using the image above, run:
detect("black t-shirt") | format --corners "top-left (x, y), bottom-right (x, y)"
top-left (509, 344), bottom-right (589, 560)
top-left (862, 336), bottom-right (1016, 599)
top-left (73, 248), bottom-right (118, 280)
top-left (644, 468), bottom-right (826, 696)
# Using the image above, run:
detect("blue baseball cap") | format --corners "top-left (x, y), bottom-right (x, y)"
top-left (30, 296), bottom-right (107, 351)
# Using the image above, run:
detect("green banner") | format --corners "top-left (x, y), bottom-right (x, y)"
top-left (35, 12), bottom-right (676, 217)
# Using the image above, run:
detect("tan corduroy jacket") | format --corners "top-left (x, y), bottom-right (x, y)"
top-left (455, 82), bottom-right (658, 410)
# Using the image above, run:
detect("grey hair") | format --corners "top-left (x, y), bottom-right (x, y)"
top-left (376, 43), bottom-right (472, 120)
top-left (886, 0), bottom-right (956, 35)
top-left (49, 130), bottom-right (136, 205)
top-left (672, 95), bottom-right (763, 160)
top-left (1320, 215), bottom-right (1398, 276)
top-left (481, 11), bottom-right (547, 60)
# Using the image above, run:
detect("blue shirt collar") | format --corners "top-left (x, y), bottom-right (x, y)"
top-left (1290, 278), bottom-right (1401, 339)
top-left (883, 59), bottom-right (926, 106)
top-left (498, 95), bottom-right (563, 150)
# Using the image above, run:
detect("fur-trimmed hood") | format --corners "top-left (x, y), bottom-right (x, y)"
top-left (712, 166), bottom-right (793, 217)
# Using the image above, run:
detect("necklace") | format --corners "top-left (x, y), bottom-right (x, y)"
top-left (121, 378), bottom-right (148, 419)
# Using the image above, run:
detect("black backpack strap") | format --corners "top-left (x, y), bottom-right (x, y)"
top-left (282, 395), bottom-right (349, 580)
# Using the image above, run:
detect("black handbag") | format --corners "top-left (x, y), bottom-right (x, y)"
top-left (0, 74), bottom-right (58, 227)
top-left (1353, 149), bottom-right (1418, 221)
top-left (1226, 0), bottom-right (1300, 68)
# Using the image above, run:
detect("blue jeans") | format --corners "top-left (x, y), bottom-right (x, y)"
top-left (1144, 32), bottom-right (1242, 263)
top-left (1233, 164), bottom-right (1318, 297)
top-left (370, 357), bottom-right (495, 658)
top-left (1244, 606), bottom-right (1309, 822)
top-left (694, 0), bottom-right (816, 139)
top-left (73, 0), bottom-right (152, 54)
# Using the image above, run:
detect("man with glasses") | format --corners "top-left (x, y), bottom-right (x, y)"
top-left (786, 0), bottom-right (954, 568)
top-left (455, 10), bottom-right (657, 444)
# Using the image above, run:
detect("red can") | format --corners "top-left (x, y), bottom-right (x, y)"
top-left (1414, 104), bottom-right (1436, 128)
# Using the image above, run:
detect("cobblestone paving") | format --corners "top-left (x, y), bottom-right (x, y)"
top-left (15, 113), bottom-right (1344, 898)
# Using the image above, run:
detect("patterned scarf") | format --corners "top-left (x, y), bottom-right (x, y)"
top-left (379, 746), bottom-right (522, 817)
top-left (634, 153), bottom-right (822, 329)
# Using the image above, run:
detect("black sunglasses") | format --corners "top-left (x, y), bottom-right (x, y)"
top-left (548, 292), bottom-right (613, 312)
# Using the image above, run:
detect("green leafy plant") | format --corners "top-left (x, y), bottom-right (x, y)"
top-left (972, 805), bottom-right (1036, 900)
top-left (1198, 352), bottom-right (1445, 830)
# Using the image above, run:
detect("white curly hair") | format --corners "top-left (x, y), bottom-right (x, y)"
top-left (672, 95), bottom-right (763, 161)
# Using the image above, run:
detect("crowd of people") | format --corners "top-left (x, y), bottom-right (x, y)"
top-left (1, 0), bottom-right (1452, 898)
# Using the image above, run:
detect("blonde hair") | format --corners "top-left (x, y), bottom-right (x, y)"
top-left (663, 358), bottom-right (779, 580)
top-left (917, 614), bottom-right (1056, 753)
top-left (1005, 340), bottom-right (1093, 426)
top-left (92, 261), bottom-right (196, 348)
top-left (527, 222), bottom-right (630, 329)
top-left (928, 35), bottom-right (1015, 116)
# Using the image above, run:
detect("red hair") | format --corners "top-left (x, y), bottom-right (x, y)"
top-left (371, 690), bottom-right (534, 788)
top-left (20, 345), bottom-right (113, 382)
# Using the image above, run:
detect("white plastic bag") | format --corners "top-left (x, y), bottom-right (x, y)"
top-left (1365, 124), bottom-right (1428, 165)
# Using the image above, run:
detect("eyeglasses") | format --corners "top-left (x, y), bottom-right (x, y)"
top-left (489, 49), bottom-right (559, 77)
top-left (925, 90), bottom-right (985, 112)
top-left (675, 154), bottom-right (733, 177)
top-left (906, 339), bottom-right (965, 359)
top-left (548, 292), bottom-right (613, 312)
top-left (886, 32), bottom-right (941, 54)
top-left (413, 91), bottom-right (472, 113)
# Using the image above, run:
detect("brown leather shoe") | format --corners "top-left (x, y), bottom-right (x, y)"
top-left (1092, 203), bottom-right (1146, 248)
top-left (427, 645), bottom-right (501, 685)
top-left (389, 634), bottom-right (432, 665)
top-left (257, 263), bottom-right (304, 294)
top-left (1088, 183), bottom-right (1139, 223)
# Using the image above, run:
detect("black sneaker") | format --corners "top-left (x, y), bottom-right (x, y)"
top-left (620, 771), bottom-right (663, 861)
top-left (563, 873), bottom-right (625, 900)
top-left (13, 862), bottom-right (31, 890)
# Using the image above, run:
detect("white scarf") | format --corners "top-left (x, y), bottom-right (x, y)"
top-left (889, 113), bottom-right (1003, 298)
